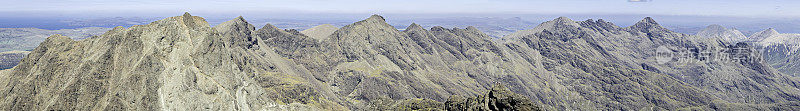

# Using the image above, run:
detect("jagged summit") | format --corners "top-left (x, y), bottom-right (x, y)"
top-left (260, 23), bottom-right (280, 31)
top-left (639, 17), bottom-right (658, 25)
top-left (182, 12), bottom-right (192, 18)
top-left (553, 16), bottom-right (574, 23)
top-left (406, 23), bottom-right (424, 31)
top-left (42, 34), bottom-right (73, 43)
top-left (465, 26), bottom-right (480, 32)
top-left (344, 14), bottom-right (395, 30)
top-left (627, 17), bottom-right (672, 33)
top-left (630, 17), bottom-right (661, 28)
top-left (213, 16), bottom-right (253, 30)
top-left (763, 28), bottom-right (779, 33)
top-left (503, 16), bottom-right (580, 39)
top-left (758, 28), bottom-right (780, 36)
top-left (749, 28), bottom-right (780, 42)
top-left (5, 13), bottom-right (800, 111)
top-left (367, 14), bottom-right (386, 22)
top-left (181, 12), bottom-right (196, 25)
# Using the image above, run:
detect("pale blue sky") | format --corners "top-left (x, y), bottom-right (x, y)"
top-left (1, 0), bottom-right (799, 18)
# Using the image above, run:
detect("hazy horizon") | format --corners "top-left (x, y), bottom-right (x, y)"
top-left (2, 0), bottom-right (799, 19)
top-left (2, 0), bottom-right (800, 35)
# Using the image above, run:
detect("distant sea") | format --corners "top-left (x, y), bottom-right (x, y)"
top-left (0, 17), bottom-right (87, 30)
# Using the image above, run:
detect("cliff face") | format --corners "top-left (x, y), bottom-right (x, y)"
top-left (1, 13), bottom-right (800, 110)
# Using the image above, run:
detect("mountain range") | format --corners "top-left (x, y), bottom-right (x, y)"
top-left (1, 13), bottom-right (800, 110)
top-left (690, 25), bottom-right (800, 78)
top-left (751, 29), bottom-right (800, 77)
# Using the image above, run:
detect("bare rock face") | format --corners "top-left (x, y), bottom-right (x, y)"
top-left (2, 13), bottom-right (800, 111)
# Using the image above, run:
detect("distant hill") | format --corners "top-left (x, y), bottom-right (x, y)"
top-left (300, 24), bottom-right (338, 41)
top-left (0, 27), bottom-right (110, 52)
top-left (753, 29), bottom-right (800, 77)
top-left (0, 50), bottom-right (28, 70)
top-left (695, 24), bottom-right (747, 43)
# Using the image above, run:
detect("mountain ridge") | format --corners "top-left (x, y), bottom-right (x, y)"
top-left (1, 13), bottom-right (800, 110)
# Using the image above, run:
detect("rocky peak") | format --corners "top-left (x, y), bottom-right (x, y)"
top-left (259, 24), bottom-right (281, 32)
top-left (330, 14), bottom-right (401, 42)
top-left (754, 28), bottom-right (780, 37)
top-left (553, 16), bottom-right (574, 23)
top-left (213, 16), bottom-right (255, 33)
top-left (182, 12), bottom-right (193, 22)
top-left (763, 28), bottom-right (779, 35)
top-left (465, 26), bottom-right (480, 32)
top-left (430, 26), bottom-right (447, 32)
top-left (638, 17), bottom-right (658, 25)
top-left (42, 34), bottom-right (73, 45)
top-left (539, 17), bottom-right (577, 27)
top-left (182, 12), bottom-right (192, 18)
top-left (367, 14), bottom-right (386, 22)
top-left (749, 28), bottom-right (780, 42)
top-left (628, 17), bottom-right (670, 33)
top-left (578, 18), bottom-right (621, 32)
top-left (503, 16), bottom-right (581, 39)
top-left (632, 17), bottom-right (659, 27)
top-left (405, 23), bottom-right (424, 31)
top-left (340, 14), bottom-right (396, 31)
top-left (180, 12), bottom-right (201, 28)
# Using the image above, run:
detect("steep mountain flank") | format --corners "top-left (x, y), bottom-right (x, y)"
top-left (2, 13), bottom-right (800, 110)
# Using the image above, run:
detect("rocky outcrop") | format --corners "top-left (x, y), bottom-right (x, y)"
top-left (1, 13), bottom-right (800, 110)
top-left (373, 84), bottom-right (540, 111)
top-left (444, 84), bottom-right (540, 111)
